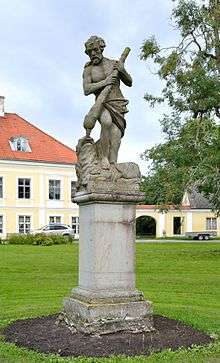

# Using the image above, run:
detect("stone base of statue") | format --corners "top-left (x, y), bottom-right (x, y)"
top-left (61, 179), bottom-right (153, 335)
top-left (63, 294), bottom-right (153, 335)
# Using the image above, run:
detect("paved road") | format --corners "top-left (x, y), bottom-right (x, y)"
top-left (136, 239), bottom-right (220, 243)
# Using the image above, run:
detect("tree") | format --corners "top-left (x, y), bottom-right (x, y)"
top-left (140, 0), bottom-right (220, 214)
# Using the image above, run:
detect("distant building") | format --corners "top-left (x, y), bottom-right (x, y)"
top-left (0, 97), bottom-right (79, 239)
top-left (137, 189), bottom-right (219, 238)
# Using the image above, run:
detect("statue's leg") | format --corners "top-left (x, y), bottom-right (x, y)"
top-left (99, 108), bottom-right (112, 169)
top-left (109, 123), bottom-right (121, 164)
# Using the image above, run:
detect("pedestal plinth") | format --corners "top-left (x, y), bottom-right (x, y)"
top-left (62, 184), bottom-right (153, 334)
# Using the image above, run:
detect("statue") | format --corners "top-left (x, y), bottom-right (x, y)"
top-left (83, 35), bottom-right (132, 168)
top-left (61, 37), bottom-right (153, 335)
top-left (76, 36), bottom-right (141, 192)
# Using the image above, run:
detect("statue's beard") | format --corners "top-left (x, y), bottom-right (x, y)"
top-left (91, 56), bottom-right (102, 65)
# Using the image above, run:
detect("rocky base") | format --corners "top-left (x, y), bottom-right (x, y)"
top-left (61, 295), bottom-right (153, 335)
top-left (75, 134), bottom-right (143, 192)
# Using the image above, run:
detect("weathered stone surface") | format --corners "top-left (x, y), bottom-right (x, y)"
top-left (75, 36), bottom-right (134, 192)
top-left (77, 201), bottom-right (137, 291)
top-left (83, 36), bottom-right (131, 165)
top-left (62, 191), bottom-right (154, 334)
top-left (69, 287), bottom-right (144, 303)
top-left (75, 137), bottom-right (142, 192)
top-left (74, 188), bottom-right (145, 204)
top-left (116, 162), bottom-right (141, 179)
top-left (61, 37), bottom-right (153, 335)
top-left (62, 297), bottom-right (153, 335)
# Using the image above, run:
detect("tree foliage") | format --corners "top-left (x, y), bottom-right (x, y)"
top-left (140, 0), bottom-right (220, 214)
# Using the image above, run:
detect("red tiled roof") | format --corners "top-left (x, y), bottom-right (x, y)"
top-left (0, 113), bottom-right (77, 164)
top-left (136, 205), bottom-right (156, 209)
top-left (137, 205), bottom-right (191, 210)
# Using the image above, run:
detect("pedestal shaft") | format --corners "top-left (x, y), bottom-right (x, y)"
top-left (79, 202), bottom-right (136, 292)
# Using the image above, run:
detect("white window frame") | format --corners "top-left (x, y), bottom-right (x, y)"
top-left (49, 216), bottom-right (62, 224)
top-left (0, 212), bottom-right (6, 237)
top-left (49, 179), bottom-right (61, 200)
top-left (17, 177), bottom-right (31, 199)
top-left (9, 136), bottom-right (31, 152)
top-left (17, 215), bottom-right (32, 234)
top-left (71, 216), bottom-right (79, 234)
top-left (206, 217), bottom-right (217, 230)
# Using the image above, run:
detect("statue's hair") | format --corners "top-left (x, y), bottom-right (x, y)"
top-left (85, 36), bottom-right (106, 55)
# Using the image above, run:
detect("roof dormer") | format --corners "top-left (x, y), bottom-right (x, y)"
top-left (9, 136), bottom-right (32, 152)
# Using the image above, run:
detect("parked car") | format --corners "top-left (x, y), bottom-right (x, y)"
top-left (30, 224), bottom-right (75, 238)
top-left (185, 231), bottom-right (216, 240)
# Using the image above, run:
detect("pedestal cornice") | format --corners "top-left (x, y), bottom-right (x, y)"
top-left (74, 181), bottom-right (145, 205)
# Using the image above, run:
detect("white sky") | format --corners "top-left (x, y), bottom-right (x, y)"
top-left (0, 0), bottom-right (179, 174)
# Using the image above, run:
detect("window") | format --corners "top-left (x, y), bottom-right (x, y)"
top-left (0, 215), bottom-right (3, 233)
top-left (71, 216), bottom-right (79, 234)
top-left (71, 181), bottom-right (76, 201)
top-left (49, 180), bottom-right (60, 200)
top-left (206, 218), bottom-right (217, 230)
top-left (0, 177), bottom-right (3, 198)
top-left (18, 178), bottom-right (31, 199)
top-left (9, 136), bottom-right (31, 152)
top-left (49, 216), bottom-right (61, 224)
top-left (18, 216), bottom-right (31, 234)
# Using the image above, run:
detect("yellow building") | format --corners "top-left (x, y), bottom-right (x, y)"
top-left (0, 98), bottom-right (79, 239)
top-left (137, 189), bottom-right (220, 238)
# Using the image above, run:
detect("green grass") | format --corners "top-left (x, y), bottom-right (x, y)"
top-left (0, 243), bottom-right (220, 362)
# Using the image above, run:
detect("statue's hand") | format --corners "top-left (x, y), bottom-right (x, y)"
top-left (105, 72), bottom-right (119, 86)
top-left (114, 60), bottom-right (125, 73)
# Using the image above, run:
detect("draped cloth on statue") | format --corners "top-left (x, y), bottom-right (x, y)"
top-left (103, 98), bottom-right (129, 137)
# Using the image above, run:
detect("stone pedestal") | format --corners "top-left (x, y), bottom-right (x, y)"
top-left (62, 184), bottom-right (153, 334)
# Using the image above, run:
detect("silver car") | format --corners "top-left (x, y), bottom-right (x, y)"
top-left (30, 223), bottom-right (75, 237)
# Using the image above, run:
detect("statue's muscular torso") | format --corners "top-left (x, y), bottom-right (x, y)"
top-left (84, 57), bottom-right (124, 100)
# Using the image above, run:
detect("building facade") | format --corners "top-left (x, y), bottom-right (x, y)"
top-left (0, 160), bottom-right (80, 238)
top-left (0, 101), bottom-right (79, 239)
top-left (137, 189), bottom-right (220, 238)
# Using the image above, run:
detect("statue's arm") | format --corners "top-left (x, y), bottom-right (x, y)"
top-left (119, 67), bottom-right (132, 87)
top-left (114, 61), bottom-right (132, 87)
top-left (83, 67), bottom-right (110, 96)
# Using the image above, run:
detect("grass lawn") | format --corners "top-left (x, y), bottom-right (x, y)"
top-left (0, 242), bottom-right (220, 362)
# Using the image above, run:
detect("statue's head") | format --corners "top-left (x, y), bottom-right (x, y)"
top-left (85, 36), bottom-right (105, 65)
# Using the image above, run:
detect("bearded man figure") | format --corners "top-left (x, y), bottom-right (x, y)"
top-left (83, 35), bottom-right (132, 169)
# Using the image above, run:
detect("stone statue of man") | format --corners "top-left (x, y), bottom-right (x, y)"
top-left (83, 35), bottom-right (132, 169)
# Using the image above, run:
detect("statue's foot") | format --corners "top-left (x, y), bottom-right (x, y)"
top-left (101, 158), bottom-right (110, 170)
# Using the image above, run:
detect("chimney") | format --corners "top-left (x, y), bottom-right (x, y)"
top-left (0, 96), bottom-right (5, 116)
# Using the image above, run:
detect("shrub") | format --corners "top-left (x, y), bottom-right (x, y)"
top-left (7, 233), bottom-right (74, 245)
top-left (49, 234), bottom-right (72, 245)
top-left (32, 234), bottom-right (53, 246)
top-left (32, 234), bottom-right (73, 246)
top-left (7, 234), bottom-right (35, 245)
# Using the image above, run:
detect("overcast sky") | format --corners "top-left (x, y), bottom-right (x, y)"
top-left (0, 0), bottom-right (179, 173)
